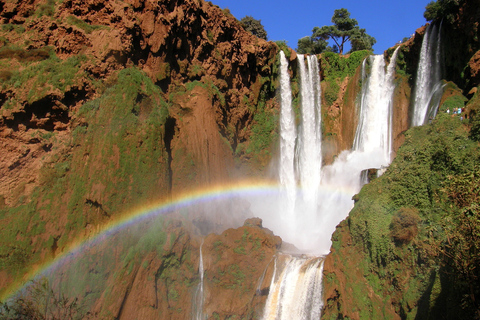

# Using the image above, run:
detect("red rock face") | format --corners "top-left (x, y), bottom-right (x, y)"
top-left (0, 0), bottom-right (280, 305)
top-left (0, 0), bottom-right (279, 205)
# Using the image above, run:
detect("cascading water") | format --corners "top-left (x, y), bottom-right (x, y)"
top-left (193, 243), bottom-right (205, 320)
top-left (354, 47), bottom-right (400, 164)
top-left (272, 49), bottom-right (399, 253)
top-left (297, 54), bottom-right (323, 205)
top-left (261, 50), bottom-right (400, 319)
top-left (278, 51), bottom-right (297, 220)
top-left (262, 256), bottom-right (324, 320)
top-left (412, 22), bottom-right (444, 126)
top-left (273, 53), bottom-right (323, 252)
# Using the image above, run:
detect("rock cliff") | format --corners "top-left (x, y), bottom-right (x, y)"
top-left (0, 0), bottom-right (280, 303)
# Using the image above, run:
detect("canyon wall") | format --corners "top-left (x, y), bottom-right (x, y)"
top-left (1, 0), bottom-right (480, 318)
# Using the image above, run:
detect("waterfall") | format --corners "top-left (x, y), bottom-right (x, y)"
top-left (262, 255), bottom-right (324, 320)
top-left (261, 49), bottom-right (400, 320)
top-left (278, 51), bottom-right (297, 219)
top-left (276, 52), bottom-right (323, 251)
top-left (412, 22), bottom-right (444, 126)
top-left (354, 47), bottom-right (400, 165)
top-left (193, 243), bottom-right (205, 320)
top-left (297, 54), bottom-right (323, 204)
top-left (275, 50), bottom-right (399, 253)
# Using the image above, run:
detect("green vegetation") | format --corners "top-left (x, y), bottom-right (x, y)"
top-left (297, 36), bottom-right (327, 55)
top-left (244, 95), bottom-right (278, 165)
top-left (35, 0), bottom-right (57, 17)
top-left (0, 67), bottom-right (170, 290)
top-left (275, 40), bottom-right (291, 59)
top-left (10, 55), bottom-right (86, 103)
top-left (320, 50), bottom-right (370, 106)
top-left (321, 50), bottom-right (370, 80)
top-left (0, 46), bottom-right (50, 62)
top-left (66, 16), bottom-right (109, 34)
top-left (0, 278), bottom-right (88, 320)
top-left (298, 8), bottom-right (376, 54)
top-left (240, 16), bottom-right (267, 40)
top-left (332, 106), bottom-right (480, 318)
top-left (424, 0), bottom-right (462, 24)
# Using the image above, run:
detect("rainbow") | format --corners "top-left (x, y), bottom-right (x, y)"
top-left (1, 179), bottom-right (281, 300)
top-left (1, 178), bottom-right (358, 301)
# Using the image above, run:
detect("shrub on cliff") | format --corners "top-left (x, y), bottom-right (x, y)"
top-left (0, 278), bottom-right (88, 320)
top-left (470, 113), bottom-right (480, 141)
top-left (240, 16), bottom-right (267, 40)
top-left (390, 207), bottom-right (421, 245)
top-left (424, 0), bottom-right (463, 24)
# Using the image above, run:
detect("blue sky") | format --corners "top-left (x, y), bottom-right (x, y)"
top-left (211, 0), bottom-right (432, 54)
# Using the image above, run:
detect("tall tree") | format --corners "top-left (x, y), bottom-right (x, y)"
top-left (311, 8), bottom-right (376, 54)
top-left (240, 16), bottom-right (267, 40)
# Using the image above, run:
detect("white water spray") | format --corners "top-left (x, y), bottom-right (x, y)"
top-left (297, 54), bottom-right (323, 204)
top-left (271, 50), bottom-right (399, 254)
top-left (261, 51), bottom-right (399, 318)
top-left (412, 22), bottom-right (444, 126)
top-left (262, 255), bottom-right (324, 320)
top-left (273, 53), bottom-right (323, 252)
top-left (354, 47), bottom-right (400, 164)
top-left (278, 51), bottom-right (297, 219)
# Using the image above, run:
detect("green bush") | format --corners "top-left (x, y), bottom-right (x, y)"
top-left (321, 50), bottom-right (370, 80)
top-left (424, 0), bottom-right (461, 24)
top-left (390, 208), bottom-right (421, 245)
top-left (469, 113), bottom-right (480, 141)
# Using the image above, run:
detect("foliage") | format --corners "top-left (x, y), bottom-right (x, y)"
top-left (441, 167), bottom-right (480, 318)
top-left (311, 8), bottom-right (376, 54)
top-left (296, 36), bottom-right (327, 55)
top-left (0, 278), bottom-right (88, 320)
top-left (320, 50), bottom-right (370, 80)
top-left (320, 50), bottom-right (369, 107)
top-left (4, 54), bottom-right (87, 103)
top-left (240, 16), bottom-right (267, 40)
top-left (389, 207), bottom-right (420, 245)
top-left (424, 0), bottom-right (462, 24)
top-left (340, 111), bottom-right (480, 318)
top-left (275, 40), bottom-right (291, 59)
top-left (0, 47), bottom-right (50, 62)
top-left (349, 31), bottom-right (377, 53)
top-left (35, 0), bottom-right (56, 17)
top-left (245, 95), bottom-right (278, 164)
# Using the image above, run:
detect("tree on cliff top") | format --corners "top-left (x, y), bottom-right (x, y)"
top-left (307, 8), bottom-right (376, 54)
top-left (240, 16), bottom-right (267, 40)
top-left (297, 36), bottom-right (328, 55)
top-left (424, 0), bottom-right (462, 24)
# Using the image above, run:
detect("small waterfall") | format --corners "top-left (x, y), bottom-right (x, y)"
top-left (193, 243), bottom-right (205, 320)
top-left (354, 47), bottom-right (400, 165)
top-left (412, 22), bottom-right (444, 126)
top-left (262, 255), bottom-right (324, 320)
